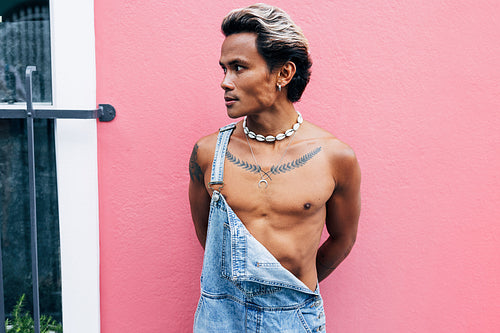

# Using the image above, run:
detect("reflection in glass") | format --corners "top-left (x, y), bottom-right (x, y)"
top-left (0, 119), bottom-right (62, 325)
top-left (0, 1), bottom-right (52, 103)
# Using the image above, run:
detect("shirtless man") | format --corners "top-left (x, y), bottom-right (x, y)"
top-left (189, 4), bottom-right (360, 332)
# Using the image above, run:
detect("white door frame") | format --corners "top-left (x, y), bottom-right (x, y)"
top-left (51, 0), bottom-right (100, 331)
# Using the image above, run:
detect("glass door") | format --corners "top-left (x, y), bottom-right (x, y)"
top-left (1, 1), bottom-right (62, 330)
top-left (1, 0), bottom-right (100, 332)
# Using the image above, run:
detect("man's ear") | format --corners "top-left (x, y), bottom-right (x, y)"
top-left (277, 61), bottom-right (297, 88)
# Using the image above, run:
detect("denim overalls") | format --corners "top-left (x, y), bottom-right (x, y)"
top-left (194, 123), bottom-right (326, 332)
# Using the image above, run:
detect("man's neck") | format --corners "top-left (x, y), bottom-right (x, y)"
top-left (245, 101), bottom-right (297, 137)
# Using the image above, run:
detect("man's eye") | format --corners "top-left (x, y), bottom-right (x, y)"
top-left (235, 65), bottom-right (243, 72)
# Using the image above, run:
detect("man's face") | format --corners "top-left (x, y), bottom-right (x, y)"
top-left (219, 33), bottom-right (278, 118)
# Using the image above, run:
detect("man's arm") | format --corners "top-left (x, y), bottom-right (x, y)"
top-left (189, 142), bottom-right (212, 249)
top-left (316, 145), bottom-right (361, 282)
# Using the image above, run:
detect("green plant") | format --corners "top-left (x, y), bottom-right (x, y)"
top-left (5, 294), bottom-right (62, 333)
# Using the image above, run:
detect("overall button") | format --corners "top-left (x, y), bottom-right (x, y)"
top-left (310, 300), bottom-right (322, 308)
top-left (212, 192), bottom-right (220, 201)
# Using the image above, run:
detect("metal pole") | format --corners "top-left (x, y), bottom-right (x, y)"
top-left (26, 66), bottom-right (40, 333)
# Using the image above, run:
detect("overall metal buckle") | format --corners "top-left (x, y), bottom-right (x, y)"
top-left (208, 181), bottom-right (224, 192)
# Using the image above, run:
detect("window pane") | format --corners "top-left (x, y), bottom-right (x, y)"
top-left (0, 119), bottom-right (62, 327)
top-left (0, 0), bottom-right (52, 103)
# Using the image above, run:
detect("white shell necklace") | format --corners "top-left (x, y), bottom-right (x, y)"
top-left (243, 111), bottom-right (303, 142)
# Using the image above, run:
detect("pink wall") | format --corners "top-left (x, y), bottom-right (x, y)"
top-left (95, 1), bottom-right (500, 332)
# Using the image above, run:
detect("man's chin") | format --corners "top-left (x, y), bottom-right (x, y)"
top-left (226, 108), bottom-right (243, 119)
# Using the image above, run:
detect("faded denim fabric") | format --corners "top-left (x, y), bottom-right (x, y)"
top-left (194, 123), bottom-right (326, 332)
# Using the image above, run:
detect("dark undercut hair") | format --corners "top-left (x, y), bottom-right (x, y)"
top-left (221, 3), bottom-right (312, 103)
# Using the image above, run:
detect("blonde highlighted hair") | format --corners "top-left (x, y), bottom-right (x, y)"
top-left (222, 3), bottom-right (312, 102)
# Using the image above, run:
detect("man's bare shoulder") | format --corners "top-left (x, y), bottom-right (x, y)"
top-left (303, 121), bottom-right (359, 185)
top-left (191, 131), bottom-right (219, 172)
top-left (303, 121), bottom-right (356, 158)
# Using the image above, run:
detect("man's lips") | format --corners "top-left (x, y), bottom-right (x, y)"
top-left (224, 96), bottom-right (238, 106)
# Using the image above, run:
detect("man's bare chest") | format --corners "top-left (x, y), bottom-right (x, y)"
top-left (217, 144), bottom-right (335, 217)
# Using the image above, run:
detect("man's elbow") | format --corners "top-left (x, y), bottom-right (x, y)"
top-left (335, 228), bottom-right (357, 245)
top-left (346, 235), bottom-right (356, 253)
top-left (349, 232), bottom-right (357, 245)
top-left (339, 232), bottom-right (356, 256)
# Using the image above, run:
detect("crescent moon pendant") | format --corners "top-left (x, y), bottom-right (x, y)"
top-left (258, 179), bottom-right (269, 189)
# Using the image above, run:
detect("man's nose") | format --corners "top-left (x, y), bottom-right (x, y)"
top-left (221, 75), bottom-right (235, 90)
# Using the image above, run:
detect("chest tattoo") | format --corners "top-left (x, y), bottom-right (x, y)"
top-left (225, 146), bottom-right (322, 175)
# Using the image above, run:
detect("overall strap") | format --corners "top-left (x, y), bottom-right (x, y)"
top-left (209, 123), bottom-right (236, 191)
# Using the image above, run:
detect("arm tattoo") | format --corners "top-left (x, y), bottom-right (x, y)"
top-left (189, 144), bottom-right (204, 184)
top-left (226, 146), bottom-right (322, 175)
